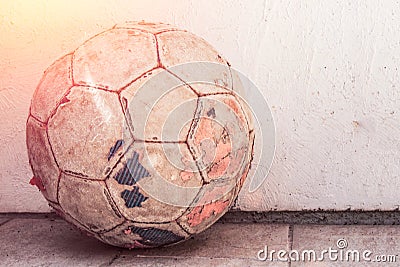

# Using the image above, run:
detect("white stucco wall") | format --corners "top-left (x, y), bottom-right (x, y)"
top-left (0, 0), bottom-right (399, 212)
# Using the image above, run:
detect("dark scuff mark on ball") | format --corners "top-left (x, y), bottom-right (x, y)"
top-left (125, 225), bottom-right (184, 247)
top-left (206, 107), bottom-right (216, 118)
top-left (114, 151), bottom-right (150, 185)
top-left (64, 170), bottom-right (89, 178)
top-left (108, 139), bottom-right (124, 161)
top-left (121, 186), bottom-right (148, 208)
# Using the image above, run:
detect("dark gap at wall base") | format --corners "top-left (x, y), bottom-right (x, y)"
top-left (221, 210), bottom-right (400, 225)
top-left (2, 210), bottom-right (400, 225)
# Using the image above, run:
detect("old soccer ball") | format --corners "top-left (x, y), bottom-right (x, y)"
top-left (27, 21), bottom-right (254, 248)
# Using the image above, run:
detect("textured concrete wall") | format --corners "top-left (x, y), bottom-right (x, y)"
top-left (0, 0), bottom-right (399, 212)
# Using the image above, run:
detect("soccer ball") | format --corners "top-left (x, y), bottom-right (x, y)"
top-left (27, 21), bottom-right (254, 248)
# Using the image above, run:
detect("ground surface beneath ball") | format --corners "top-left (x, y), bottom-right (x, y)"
top-left (2, 213), bottom-right (399, 266)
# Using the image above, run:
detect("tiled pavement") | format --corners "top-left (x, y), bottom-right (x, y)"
top-left (1, 213), bottom-right (399, 266)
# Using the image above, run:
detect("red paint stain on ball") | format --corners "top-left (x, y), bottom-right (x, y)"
top-left (180, 170), bottom-right (194, 181)
top-left (29, 176), bottom-right (45, 191)
top-left (187, 199), bottom-right (230, 227)
top-left (187, 185), bottom-right (231, 227)
top-left (223, 98), bottom-right (246, 126)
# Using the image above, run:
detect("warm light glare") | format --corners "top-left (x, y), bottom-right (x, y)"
top-left (0, 0), bottom-right (173, 51)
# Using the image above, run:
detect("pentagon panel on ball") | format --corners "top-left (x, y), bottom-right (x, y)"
top-left (26, 21), bottom-right (254, 248)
